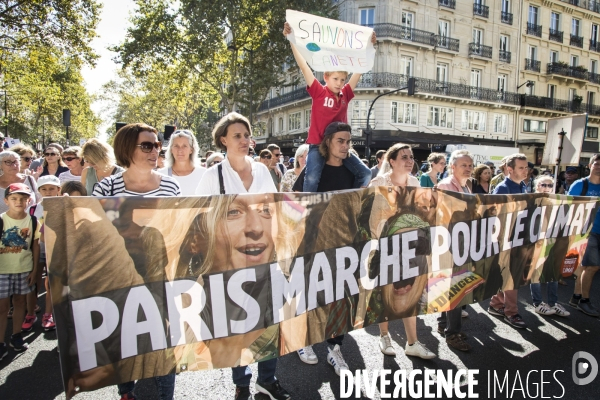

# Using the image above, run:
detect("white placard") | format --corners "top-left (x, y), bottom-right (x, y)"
top-left (542, 114), bottom-right (587, 166)
top-left (286, 9), bottom-right (375, 73)
top-left (6, 137), bottom-right (20, 147)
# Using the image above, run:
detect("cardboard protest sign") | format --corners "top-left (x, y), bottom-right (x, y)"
top-left (286, 9), bottom-right (375, 73)
top-left (43, 188), bottom-right (597, 397)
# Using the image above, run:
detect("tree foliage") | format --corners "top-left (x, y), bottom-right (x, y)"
top-left (113, 0), bottom-right (337, 121)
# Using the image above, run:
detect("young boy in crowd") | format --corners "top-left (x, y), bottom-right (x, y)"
top-left (0, 183), bottom-right (40, 357)
top-left (283, 22), bottom-right (375, 192)
top-left (26, 175), bottom-right (62, 332)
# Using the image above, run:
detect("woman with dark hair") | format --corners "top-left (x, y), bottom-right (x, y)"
top-left (196, 112), bottom-right (290, 400)
top-left (419, 152), bottom-right (446, 188)
top-left (58, 146), bottom-right (84, 183)
top-left (92, 123), bottom-right (180, 400)
top-left (40, 145), bottom-right (69, 178)
top-left (473, 164), bottom-right (492, 194)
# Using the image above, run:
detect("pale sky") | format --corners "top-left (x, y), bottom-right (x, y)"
top-left (81, 0), bottom-right (136, 140)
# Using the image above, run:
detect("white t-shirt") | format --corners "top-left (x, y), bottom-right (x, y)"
top-left (157, 166), bottom-right (206, 196)
top-left (92, 172), bottom-right (181, 197)
top-left (58, 170), bottom-right (82, 184)
top-left (196, 156), bottom-right (277, 195)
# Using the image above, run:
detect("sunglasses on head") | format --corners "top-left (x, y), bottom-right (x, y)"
top-left (62, 156), bottom-right (79, 162)
top-left (44, 152), bottom-right (58, 157)
top-left (136, 141), bottom-right (162, 153)
top-left (539, 183), bottom-right (553, 188)
top-left (261, 154), bottom-right (272, 159)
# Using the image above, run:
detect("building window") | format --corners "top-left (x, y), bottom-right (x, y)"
top-left (288, 112), bottom-right (301, 131)
top-left (550, 12), bottom-right (560, 31)
top-left (360, 8), bottom-right (374, 26)
top-left (571, 55), bottom-right (579, 67)
top-left (461, 110), bottom-right (487, 131)
top-left (586, 127), bottom-right (599, 138)
top-left (391, 102), bottom-right (417, 125)
top-left (352, 100), bottom-right (372, 126)
top-left (305, 109), bottom-right (311, 128)
top-left (572, 18), bottom-right (581, 36)
top-left (499, 35), bottom-right (509, 51)
top-left (591, 60), bottom-right (598, 74)
top-left (427, 106), bottom-right (454, 128)
top-left (528, 6), bottom-right (539, 25)
top-left (581, 157), bottom-right (591, 165)
top-left (400, 56), bottom-right (413, 76)
top-left (550, 51), bottom-right (559, 63)
top-left (523, 119), bottom-right (546, 133)
top-left (548, 84), bottom-right (556, 99)
top-left (267, 118), bottom-right (273, 135)
top-left (592, 24), bottom-right (599, 43)
top-left (493, 114), bottom-right (508, 133)
top-left (498, 74), bottom-right (507, 92)
top-left (472, 28), bottom-right (483, 45)
top-left (437, 63), bottom-right (448, 82)
top-left (278, 117), bottom-right (284, 133)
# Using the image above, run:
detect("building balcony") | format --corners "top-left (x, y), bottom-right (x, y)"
top-left (590, 72), bottom-right (600, 84)
top-left (371, 24), bottom-right (436, 46)
top-left (436, 35), bottom-right (460, 52)
top-left (439, 0), bottom-right (456, 9)
top-left (521, 95), bottom-right (598, 114)
top-left (570, 35), bottom-right (584, 48)
top-left (473, 3), bottom-right (489, 18)
top-left (468, 43), bottom-right (492, 58)
top-left (499, 50), bottom-right (511, 63)
top-left (590, 40), bottom-right (600, 52)
top-left (258, 87), bottom-right (311, 111)
top-left (549, 29), bottom-right (563, 43)
top-left (501, 11), bottom-right (513, 25)
top-left (547, 62), bottom-right (589, 80)
top-left (525, 58), bottom-right (541, 72)
top-left (527, 23), bottom-right (542, 37)
top-left (558, 0), bottom-right (600, 14)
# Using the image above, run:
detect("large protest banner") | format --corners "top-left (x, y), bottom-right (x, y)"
top-left (286, 9), bottom-right (375, 73)
top-left (43, 188), bottom-right (597, 397)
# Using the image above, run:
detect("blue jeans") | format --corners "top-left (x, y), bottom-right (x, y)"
top-left (232, 358), bottom-right (277, 387)
top-left (117, 374), bottom-right (175, 400)
top-left (303, 144), bottom-right (371, 192)
top-left (530, 282), bottom-right (558, 307)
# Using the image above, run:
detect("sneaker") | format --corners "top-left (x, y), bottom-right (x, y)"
top-left (234, 386), bottom-right (251, 400)
top-left (7, 307), bottom-right (13, 319)
top-left (487, 306), bottom-right (505, 317)
top-left (436, 326), bottom-right (468, 340)
top-left (404, 341), bottom-right (436, 359)
top-left (0, 343), bottom-right (7, 361)
top-left (461, 309), bottom-right (469, 318)
top-left (42, 313), bottom-right (56, 331)
top-left (327, 345), bottom-right (348, 376)
top-left (9, 333), bottom-right (28, 352)
top-left (569, 296), bottom-right (581, 308)
top-left (577, 301), bottom-right (600, 317)
top-left (552, 304), bottom-right (570, 317)
top-left (379, 333), bottom-right (396, 356)
top-left (297, 345), bottom-right (318, 364)
top-left (535, 302), bottom-right (556, 316)
top-left (119, 393), bottom-right (137, 400)
top-left (504, 314), bottom-right (527, 329)
top-left (21, 314), bottom-right (37, 332)
top-left (255, 380), bottom-right (291, 400)
top-left (446, 333), bottom-right (471, 352)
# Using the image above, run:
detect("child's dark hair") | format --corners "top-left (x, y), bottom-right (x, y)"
top-left (61, 181), bottom-right (87, 196)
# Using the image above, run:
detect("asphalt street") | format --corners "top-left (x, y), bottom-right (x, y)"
top-left (1, 275), bottom-right (599, 400)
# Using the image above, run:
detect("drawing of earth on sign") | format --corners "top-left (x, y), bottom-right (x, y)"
top-left (306, 43), bottom-right (321, 52)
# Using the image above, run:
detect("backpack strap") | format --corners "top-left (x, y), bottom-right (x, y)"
top-left (218, 164), bottom-right (226, 195)
top-left (0, 214), bottom-right (3, 239)
top-left (29, 204), bottom-right (37, 216)
top-left (278, 163), bottom-right (285, 175)
top-left (582, 177), bottom-right (589, 196)
top-left (30, 215), bottom-right (37, 248)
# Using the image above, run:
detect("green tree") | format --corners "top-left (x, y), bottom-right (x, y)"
top-left (113, 0), bottom-right (337, 122)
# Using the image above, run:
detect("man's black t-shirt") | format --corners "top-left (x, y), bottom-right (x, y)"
top-left (292, 164), bottom-right (355, 192)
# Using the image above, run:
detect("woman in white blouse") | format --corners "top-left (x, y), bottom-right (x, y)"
top-left (158, 129), bottom-right (206, 196)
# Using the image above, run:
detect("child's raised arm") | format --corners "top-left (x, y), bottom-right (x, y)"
top-left (283, 22), bottom-right (316, 88)
top-left (348, 31), bottom-right (377, 90)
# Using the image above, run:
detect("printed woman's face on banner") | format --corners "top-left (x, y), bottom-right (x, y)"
top-left (213, 194), bottom-right (278, 270)
top-left (381, 275), bottom-right (427, 319)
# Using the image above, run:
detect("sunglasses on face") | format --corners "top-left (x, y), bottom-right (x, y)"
top-left (136, 141), bottom-right (162, 153)
top-left (159, 151), bottom-right (166, 158)
top-left (261, 155), bottom-right (272, 159)
top-left (44, 152), bottom-right (58, 157)
top-left (22, 157), bottom-right (32, 162)
top-left (62, 156), bottom-right (79, 162)
top-left (539, 183), bottom-right (553, 188)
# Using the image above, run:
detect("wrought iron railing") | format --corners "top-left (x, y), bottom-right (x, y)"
top-left (547, 62), bottom-right (589, 80)
top-left (559, 0), bottom-right (600, 14)
top-left (439, 0), bottom-right (456, 9)
top-left (258, 87), bottom-right (311, 111)
top-left (590, 40), bottom-right (600, 52)
top-left (473, 3), bottom-right (489, 17)
top-left (570, 35), bottom-right (584, 47)
top-left (469, 43), bottom-right (492, 58)
top-left (527, 23), bottom-right (542, 37)
top-left (590, 72), bottom-right (600, 84)
top-left (499, 50), bottom-right (511, 63)
top-left (436, 35), bottom-right (460, 51)
top-left (521, 95), bottom-right (600, 115)
top-left (370, 24), bottom-right (436, 46)
top-left (549, 29), bottom-right (563, 43)
top-left (501, 11), bottom-right (513, 25)
top-left (525, 58), bottom-right (541, 72)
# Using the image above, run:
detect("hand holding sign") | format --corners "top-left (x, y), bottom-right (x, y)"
top-left (285, 10), bottom-right (376, 73)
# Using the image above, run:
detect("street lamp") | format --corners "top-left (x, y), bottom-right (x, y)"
top-left (517, 80), bottom-right (535, 90)
top-left (228, 44), bottom-right (254, 126)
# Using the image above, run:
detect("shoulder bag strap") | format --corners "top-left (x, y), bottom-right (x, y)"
top-left (218, 164), bottom-right (225, 195)
top-left (167, 167), bottom-right (173, 177)
top-left (582, 178), bottom-right (589, 196)
top-left (30, 216), bottom-right (37, 247)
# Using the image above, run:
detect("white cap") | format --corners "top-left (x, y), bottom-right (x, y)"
top-left (37, 175), bottom-right (61, 188)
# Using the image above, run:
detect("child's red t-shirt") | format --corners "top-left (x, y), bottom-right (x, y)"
top-left (306, 82), bottom-right (355, 145)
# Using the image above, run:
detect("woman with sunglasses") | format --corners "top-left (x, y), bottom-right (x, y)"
top-left (158, 130), bottom-right (206, 196)
top-left (92, 123), bottom-right (180, 400)
top-left (39, 145), bottom-right (69, 178)
top-left (7, 144), bottom-right (36, 176)
top-left (57, 146), bottom-right (84, 183)
top-left (205, 152), bottom-right (224, 168)
top-left (0, 151), bottom-right (39, 214)
top-left (80, 138), bottom-right (125, 195)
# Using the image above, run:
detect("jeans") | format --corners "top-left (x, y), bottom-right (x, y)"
top-left (117, 373), bottom-right (176, 400)
top-left (232, 358), bottom-right (277, 387)
top-left (303, 145), bottom-right (372, 192)
top-left (530, 282), bottom-right (558, 307)
top-left (437, 308), bottom-right (462, 336)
